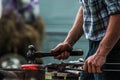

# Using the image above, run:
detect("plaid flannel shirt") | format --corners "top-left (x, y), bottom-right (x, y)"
top-left (79, 0), bottom-right (120, 41)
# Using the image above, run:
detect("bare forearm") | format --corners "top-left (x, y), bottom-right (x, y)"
top-left (64, 7), bottom-right (84, 46)
top-left (96, 14), bottom-right (120, 56)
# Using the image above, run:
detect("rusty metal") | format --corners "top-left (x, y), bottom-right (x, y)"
top-left (47, 62), bottom-right (120, 72)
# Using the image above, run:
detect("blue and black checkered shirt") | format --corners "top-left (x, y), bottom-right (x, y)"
top-left (79, 0), bottom-right (120, 41)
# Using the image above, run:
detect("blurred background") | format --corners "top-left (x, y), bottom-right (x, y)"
top-left (0, 0), bottom-right (89, 69)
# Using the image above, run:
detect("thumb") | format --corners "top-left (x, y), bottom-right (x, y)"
top-left (51, 49), bottom-right (55, 53)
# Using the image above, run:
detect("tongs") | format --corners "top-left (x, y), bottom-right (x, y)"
top-left (47, 62), bottom-right (120, 72)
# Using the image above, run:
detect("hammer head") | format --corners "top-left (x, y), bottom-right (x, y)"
top-left (27, 45), bottom-right (36, 63)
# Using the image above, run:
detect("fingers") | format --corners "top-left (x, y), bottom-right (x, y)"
top-left (96, 66), bottom-right (102, 73)
top-left (82, 54), bottom-right (106, 74)
top-left (83, 61), bottom-right (87, 72)
top-left (83, 60), bottom-right (102, 73)
top-left (51, 42), bottom-right (72, 60)
top-left (52, 42), bottom-right (73, 52)
top-left (61, 51), bottom-right (70, 59)
top-left (87, 61), bottom-right (92, 73)
top-left (54, 51), bottom-right (70, 60)
top-left (91, 63), bottom-right (96, 73)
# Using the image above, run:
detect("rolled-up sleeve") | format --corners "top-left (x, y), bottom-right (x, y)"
top-left (105, 0), bottom-right (120, 15)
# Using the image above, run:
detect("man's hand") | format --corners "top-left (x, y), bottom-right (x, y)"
top-left (51, 42), bottom-right (73, 60)
top-left (83, 54), bottom-right (106, 73)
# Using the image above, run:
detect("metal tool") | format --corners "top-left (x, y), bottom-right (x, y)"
top-left (27, 45), bottom-right (83, 63)
top-left (47, 62), bottom-right (120, 72)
